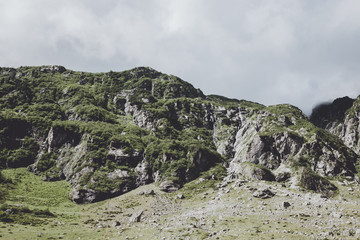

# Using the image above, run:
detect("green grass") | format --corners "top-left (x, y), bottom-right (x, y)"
top-left (0, 203), bottom-right (55, 226)
top-left (2, 168), bottom-right (73, 208)
top-left (266, 104), bottom-right (306, 119)
top-left (0, 168), bottom-right (118, 239)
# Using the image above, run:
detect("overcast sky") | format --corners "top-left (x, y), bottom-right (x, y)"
top-left (1, 0), bottom-right (360, 114)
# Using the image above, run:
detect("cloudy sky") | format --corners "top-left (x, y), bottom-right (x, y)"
top-left (1, 0), bottom-right (360, 114)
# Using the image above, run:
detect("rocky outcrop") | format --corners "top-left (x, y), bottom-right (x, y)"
top-left (297, 167), bottom-right (337, 198)
top-left (39, 65), bottom-right (67, 74)
top-left (221, 104), bottom-right (358, 194)
top-left (230, 162), bottom-right (275, 181)
top-left (311, 95), bottom-right (360, 155)
top-left (232, 106), bottom-right (351, 163)
top-left (253, 188), bottom-right (276, 199)
top-left (159, 180), bottom-right (179, 193)
top-left (310, 96), bottom-right (355, 129)
top-left (129, 210), bottom-right (144, 223)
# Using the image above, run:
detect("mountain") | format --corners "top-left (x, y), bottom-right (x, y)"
top-left (0, 65), bottom-right (359, 203)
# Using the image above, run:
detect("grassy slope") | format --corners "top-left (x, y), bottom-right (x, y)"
top-left (0, 168), bottom-right (105, 239)
top-left (1, 168), bottom-right (360, 239)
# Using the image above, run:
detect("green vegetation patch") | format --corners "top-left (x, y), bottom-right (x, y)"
top-left (0, 204), bottom-right (55, 225)
top-left (1, 168), bottom-right (74, 208)
top-left (266, 104), bottom-right (306, 119)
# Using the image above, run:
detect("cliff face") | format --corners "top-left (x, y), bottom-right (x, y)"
top-left (213, 103), bottom-right (357, 197)
top-left (311, 96), bottom-right (360, 155)
top-left (0, 66), bottom-right (358, 202)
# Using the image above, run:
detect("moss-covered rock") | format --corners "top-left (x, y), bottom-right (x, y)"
top-left (297, 167), bottom-right (337, 198)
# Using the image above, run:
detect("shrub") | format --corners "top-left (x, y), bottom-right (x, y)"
top-left (76, 104), bottom-right (116, 123)
top-left (26, 103), bottom-right (65, 121)
top-left (201, 163), bottom-right (227, 180)
top-left (8, 137), bottom-right (39, 167)
top-left (36, 153), bottom-right (57, 172)
top-left (0, 204), bottom-right (55, 225)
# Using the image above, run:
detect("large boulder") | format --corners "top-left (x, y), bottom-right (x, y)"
top-left (230, 162), bottom-right (275, 181)
top-left (159, 180), bottom-right (179, 193)
top-left (297, 167), bottom-right (337, 198)
top-left (253, 188), bottom-right (276, 199)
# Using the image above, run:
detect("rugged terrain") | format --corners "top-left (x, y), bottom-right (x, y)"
top-left (1, 168), bottom-right (360, 239)
top-left (0, 65), bottom-right (360, 239)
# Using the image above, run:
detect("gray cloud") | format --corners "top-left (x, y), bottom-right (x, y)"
top-left (1, 0), bottom-right (360, 114)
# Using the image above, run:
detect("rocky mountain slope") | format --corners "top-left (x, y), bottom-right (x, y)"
top-left (311, 95), bottom-right (360, 155)
top-left (0, 65), bottom-right (359, 203)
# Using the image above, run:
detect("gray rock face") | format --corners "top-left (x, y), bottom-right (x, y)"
top-left (238, 107), bottom-right (351, 166)
top-left (231, 162), bottom-right (275, 181)
top-left (124, 102), bottom-right (157, 131)
top-left (134, 160), bottom-right (152, 187)
top-left (214, 103), bottom-right (358, 195)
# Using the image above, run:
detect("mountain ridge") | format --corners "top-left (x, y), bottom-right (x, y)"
top-left (0, 65), bottom-right (359, 203)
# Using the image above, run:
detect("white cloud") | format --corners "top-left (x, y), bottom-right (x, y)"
top-left (1, 0), bottom-right (360, 114)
